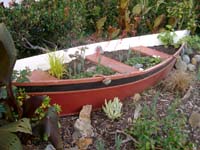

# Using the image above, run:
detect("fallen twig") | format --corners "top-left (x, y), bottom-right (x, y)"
top-left (111, 130), bottom-right (139, 144)
top-left (181, 86), bottom-right (193, 101)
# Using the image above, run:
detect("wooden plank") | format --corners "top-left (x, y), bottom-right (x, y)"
top-left (28, 70), bottom-right (58, 82)
top-left (86, 54), bottom-right (138, 74)
top-left (132, 46), bottom-right (170, 59)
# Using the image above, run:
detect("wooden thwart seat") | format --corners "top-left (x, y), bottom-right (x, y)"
top-left (132, 46), bottom-right (170, 60)
top-left (86, 54), bottom-right (138, 74)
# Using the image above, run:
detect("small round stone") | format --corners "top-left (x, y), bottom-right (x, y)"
top-left (182, 55), bottom-right (190, 64)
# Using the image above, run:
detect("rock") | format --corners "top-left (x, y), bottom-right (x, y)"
top-left (134, 64), bottom-right (143, 69)
top-left (189, 112), bottom-right (200, 128)
top-left (187, 64), bottom-right (196, 72)
top-left (175, 57), bottom-right (187, 71)
top-left (194, 55), bottom-right (200, 62)
top-left (73, 105), bottom-right (94, 140)
top-left (102, 77), bottom-right (111, 85)
top-left (76, 137), bottom-right (93, 150)
top-left (134, 104), bottom-right (142, 121)
top-left (182, 46), bottom-right (193, 55)
top-left (191, 57), bottom-right (197, 65)
top-left (182, 55), bottom-right (190, 64)
top-left (45, 144), bottom-right (56, 150)
top-left (86, 66), bottom-right (96, 72)
top-left (132, 93), bottom-right (141, 103)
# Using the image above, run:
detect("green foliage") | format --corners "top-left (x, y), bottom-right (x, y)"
top-left (0, 0), bottom-right (69, 58)
top-left (166, 0), bottom-right (198, 33)
top-left (127, 97), bottom-right (195, 150)
top-left (102, 97), bottom-right (123, 120)
top-left (0, 118), bottom-right (32, 150)
top-left (0, 0), bottom-right (199, 58)
top-left (0, 131), bottom-right (22, 150)
top-left (0, 104), bottom-right (6, 118)
top-left (178, 35), bottom-right (200, 52)
top-left (34, 96), bottom-right (61, 121)
top-left (95, 139), bottom-right (105, 150)
top-left (125, 56), bottom-right (161, 69)
top-left (48, 52), bottom-right (66, 79)
top-left (115, 135), bottom-right (122, 150)
top-left (157, 25), bottom-right (177, 47)
top-left (12, 68), bottom-right (31, 83)
top-left (0, 86), bottom-right (7, 99)
top-left (68, 65), bottom-right (115, 79)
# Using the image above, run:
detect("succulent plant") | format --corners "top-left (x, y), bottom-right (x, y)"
top-left (102, 97), bottom-right (123, 120)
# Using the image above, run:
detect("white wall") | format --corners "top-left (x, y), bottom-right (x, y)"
top-left (0, 0), bottom-right (22, 7)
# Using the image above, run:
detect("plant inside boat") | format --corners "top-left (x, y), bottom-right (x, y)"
top-left (67, 64), bottom-right (115, 79)
top-left (61, 50), bottom-right (115, 79)
top-left (125, 55), bottom-right (161, 69)
top-left (102, 97), bottom-right (123, 120)
top-left (48, 52), bottom-right (67, 79)
top-left (157, 25), bottom-right (177, 48)
top-left (12, 68), bottom-right (31, 83)
top-left (104, 49), bottom-right (162, 70)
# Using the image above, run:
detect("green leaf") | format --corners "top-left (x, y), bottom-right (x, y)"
top-left (120, 0), bottom-right (130, 9)
top-left (96, 16), bottom-right (107, 30)
top-left (0, 23), bottom-right (17, 85)
top-left (132, 4), bottom-right (142, 15)
top-left (0, 118), bottom-right (32, 134)
top-left (0, 86), bottom-right (7, 99)
top-left (0, 131), bottom-right (22, 150)
top-left (153, 14), bottom-right (165, 29)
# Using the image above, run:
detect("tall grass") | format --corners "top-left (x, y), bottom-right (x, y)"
top-left (48, 53), bottom-right (66, 79)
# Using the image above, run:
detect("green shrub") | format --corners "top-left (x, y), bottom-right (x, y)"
top-left (0, 0), bottom-right (199, 59)
top-left (0, 0), bottom-right (69, 58)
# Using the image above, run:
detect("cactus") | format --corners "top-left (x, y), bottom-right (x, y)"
top-left (102, 97), bottom-right (123, 120)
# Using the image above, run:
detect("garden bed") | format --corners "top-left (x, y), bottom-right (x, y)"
top-left (23, 70), bottom-right (200, 150)
top-left (63, 59), bottom-right (116, 79)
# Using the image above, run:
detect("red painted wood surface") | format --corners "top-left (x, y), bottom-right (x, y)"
top-left (28, 70), bottom-right (58, 82)
top-left (132, 46), bottom-right (170, 60)
top-left (86, 54), bottom-right (138, 73)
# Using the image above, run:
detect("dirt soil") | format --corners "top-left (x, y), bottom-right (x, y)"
top-left (61, 80), bottom-right (200, 150)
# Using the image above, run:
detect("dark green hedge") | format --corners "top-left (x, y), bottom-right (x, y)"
top-left (0, 0), bottom-right (199, 58)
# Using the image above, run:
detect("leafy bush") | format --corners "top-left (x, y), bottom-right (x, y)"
top-left (178, 35), bottom-right (200, 52)
top-left (0, 0), bottom-right (69, 58)
top-left (0, 0), bottom-right (199, 59)
top-left (127, 97), bottom-right (195, 150)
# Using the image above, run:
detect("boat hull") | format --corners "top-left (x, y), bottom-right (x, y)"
top-left (15, 57), bottom-right (176, 116)
top-left (13, 31), bottom-right (188, 116)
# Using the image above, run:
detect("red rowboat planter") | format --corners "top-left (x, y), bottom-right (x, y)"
top-left (14, 30), bottom-right (189, 116)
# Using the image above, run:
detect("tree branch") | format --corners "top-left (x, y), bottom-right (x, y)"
top-left (22, 38), bottom-right (50, 53)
